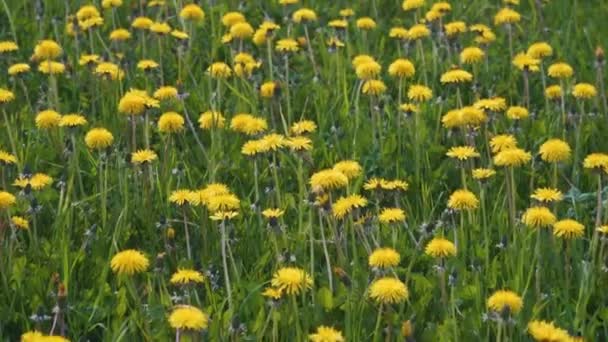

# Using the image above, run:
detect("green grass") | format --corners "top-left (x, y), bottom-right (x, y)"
top-left (1, 0), bottom-right (608, 340)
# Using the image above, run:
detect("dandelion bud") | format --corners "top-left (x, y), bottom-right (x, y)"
top-left (401, 320), bottom-right (414, 338)
top-left (596, 46), bottom-right (604, 63)
top-left (166, 227), bottom-right (175, 239)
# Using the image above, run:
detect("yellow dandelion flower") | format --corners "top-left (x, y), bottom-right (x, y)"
top-left (547, 62), bottom-right (573, 79)
top-left (362, 80), bottom-right (386, 96)
top-left (356, 17), bottom-right (376, 30)
top-left (84, 128), bottom-right (114, 149)
top-left (170, 269), bottom-right (205, 285)
top-left (169, 305), bottom-right (209, 331)
top-left (328, 19), bottom-right (348, 30)
top-left (158, 112), bottom-right (185, 133)
top-left (583, 153), bottom-right (608, 170)
top-left (271, 267), bottom-right (313, 295)
top-left (553, 219), bottom-right (584, 239)
top-left (137, 59), bottom-right (159, 71)
top-left (171, 30), bottom-right (189, 40)
top-left (0, 41), bottom-right (18, 53)
top-left (180, 4), bottom-right (205, 22)
top-left (153, 86), bottom-right (178, 100)
top-left (400, 103), bottom-right (419, 114)
top-left (286, 136), bottom-right (312, 151)
top-left (79, 54), bottom-right (100, 66)
top-left (494, 7), bottom-right (521, 25)
top-left (332, 194), bottom-right (367, 219)
top-left (474, 97), bottom-right (507, 112)
top-left (260, 81), bottom-right (278, 98)
top-left (109, 28), bottom-right (131, 41)
top-left (487, 290), bottom-right (523, 314)
top-left (221, 12), bottom-right (245, 27)
top-left (389, 27), bottom-right (409, 40)
top-left (333, 160), bottom-right (362, 180)
top-left (0, 88), bottom-right (15, 103)
top-left (292, 8), bottom-right (317, 23)
top-left (35, 109), bottom-right (61, 129)
top-left (425, 237), bottom-right (457, 258)
top-left (352, 54), bottom-right (376, 68)
top-left (527, 42), bottom-right (553, 59)
top-left (0, 191), bottom-right (16, 209)
top-left (408, 24), bottom-right (430, 40)
top-left (527, 320), bottom-right (571, 342)
top-left (444, 21), bottom-right (467, 37)
top-left (131, 149), bottom-right (158, 164)
top-left (493, 148), bottom-right (531, 167)
top-left (388, 58), bottom-right (415, 78)
top-left (34, 40), bottom-right (62, 60)
top-left (522, 206), bottom-right (556, 228)
top-left (207, 62), bottom-right (232, 78)
top-left (110, 249), bottom-right (149, 275)
top-left (94, 62), bottom-right (125, 80)
top-left (230, 114), bottom-right (268, 135)
top-left (506, 106), bottom-right (529, 120)
top-left (0, 150), bottom-right (17, 164)
top-left (11, 216), bottom-right (29, 230)
top-left (310, 169), bottom-right (348, 191)
top-left (262, 208), bottom-right (284, 219)
top-left (356, 60), bottom-right (382, 80)
top-left (369, 247), bottom-right (401, 268)
top-left (572, 83), bottom-right (597, 99)
top-left (169, 189), bottom-right (200, 206)
top-left (102, 0), bottom-right (122, 8)
top-left (460, 47), bottom-right (485, 64)
top-left (596, 225), bottom-right (608, 235)
top-left (380, 179), bottom-right (409, 191)
top-left (309, 326), bottom-right (345, 342)
top-left (490, 134), bottom-right (517, 153)
top-left (378, 208), bottom-right (406, 224)
top-left (448, 189), bottom-right (479, 210)
top-left (8, 63), bottom-right (30, 76)
top-left (539, 139), bottom-right (571, 163)
top-left (13, 173), bottom-right (53, 190)
top-left (230, 22), bottom-right (254, 39)
top-left (38, 61), bottom-right (65, 75)
top-left (206, 193), bottom-right (240, 212)
top-left (545, 85), bottom-right (563, 100)
top-left (198, 183), bottom-right (230, 205)
top-left (59, 114), bottom-right (87, 128)
top-left (198, 111), bottom-right (225, 129)
top-left (276, 38), bottom-right (299, 52)
top-left (512, 53), bottom-right (539, 72)
top-left (446, 146), bottom-right (480, 161)
top-left (368, 277), bottom-right (409, 304)
top-left (150, 22), bottom-right (171, 34)
top-left (531, 188), bottom-right (563, 203)
top-left (290, 120), bottom-right (317, 135)
top-left (262, 287), bottom-right (283, 300)
top-left (407, 84), bottom-right (433, 102)
top-left (402, 0), bottom-right (425, 11)
top-left (132, 16), bottom-right (153, 29)
top-left (472, 168), bottom-right (496, 181)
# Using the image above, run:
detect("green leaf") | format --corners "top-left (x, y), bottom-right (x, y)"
top-left (316, 286), bottom-right (334, 311)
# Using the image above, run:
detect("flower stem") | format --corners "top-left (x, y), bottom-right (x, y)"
top-left (221, 220), bottom-right (233, 313)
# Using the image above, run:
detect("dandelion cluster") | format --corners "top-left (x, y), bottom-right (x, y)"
top-left (0, 1), bottom-right (605, 341)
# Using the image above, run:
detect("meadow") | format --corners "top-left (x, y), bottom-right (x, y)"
top-left (1, 0), bottom-right (608, 340)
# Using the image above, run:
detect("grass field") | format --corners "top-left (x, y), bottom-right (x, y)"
top-left (1, 0), bottom-right (608, 341)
